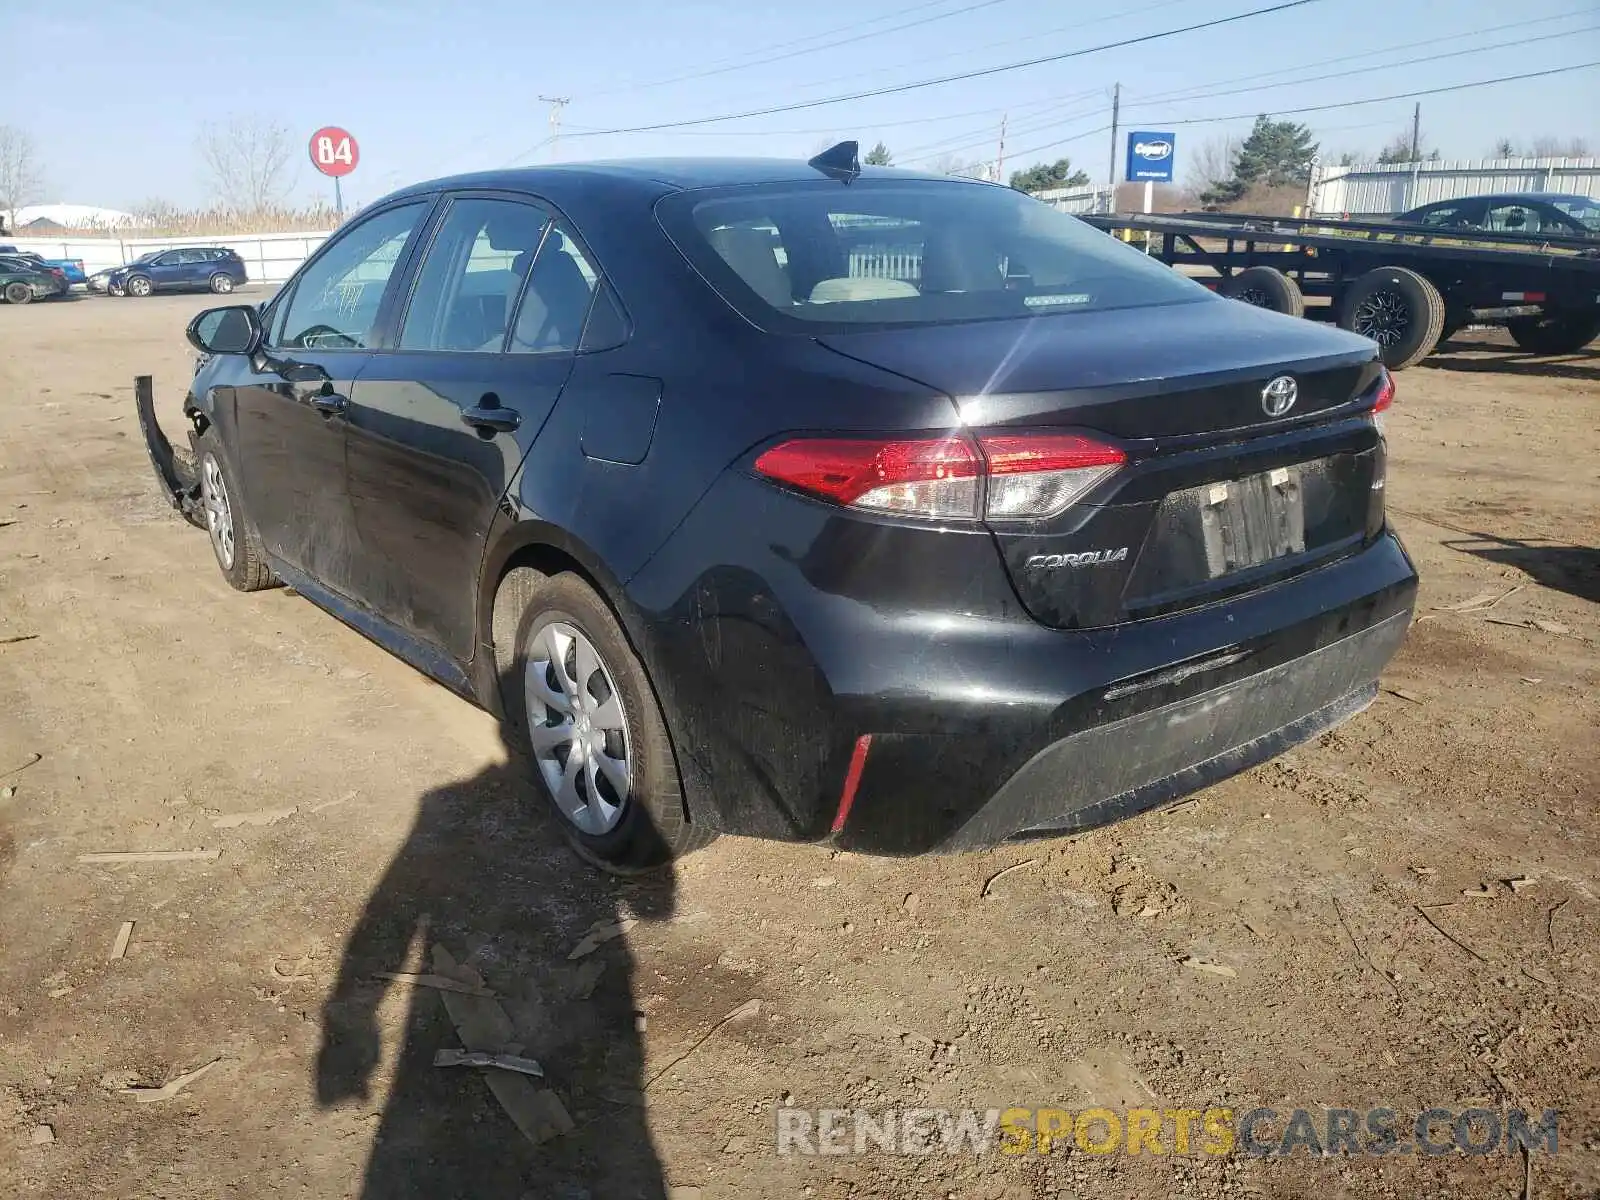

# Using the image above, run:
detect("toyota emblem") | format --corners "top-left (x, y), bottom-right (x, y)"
top-left (1261, 375), bottom-right (1298, 417)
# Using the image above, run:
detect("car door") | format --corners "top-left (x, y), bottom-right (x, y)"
top-left (228, 199), bottom-right (434, 597)
top-left (343, 193), bottom-right (597, 660)
top-left (145, 251), bottom-right (180, 290)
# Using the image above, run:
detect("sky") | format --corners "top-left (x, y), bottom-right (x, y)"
top-left (11, 0), bottom-right (1600, 212)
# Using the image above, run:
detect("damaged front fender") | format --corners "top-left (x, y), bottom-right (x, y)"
top-left (134, 373), bottom-right (208, 530)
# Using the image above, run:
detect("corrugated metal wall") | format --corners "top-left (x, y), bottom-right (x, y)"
top-left (1312, 158), bottom-right (1600, 215)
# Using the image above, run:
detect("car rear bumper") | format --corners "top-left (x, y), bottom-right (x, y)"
top-left (936, 608), bottom-right (1407, 850)
top-left (824, 532), bottom-right (1416, 854)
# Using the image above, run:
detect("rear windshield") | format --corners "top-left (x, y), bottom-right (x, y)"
top-left (657, 179), bottom-right (1209, 332)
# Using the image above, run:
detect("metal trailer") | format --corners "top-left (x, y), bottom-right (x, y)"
top-left (1077, 211), bottom-right (1600, 369)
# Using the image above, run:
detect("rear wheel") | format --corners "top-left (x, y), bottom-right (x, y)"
top-left (1337, 266), bottom-right (1445, 370)
top-left (1507, 310), bottom-right (1600, 355)
top-left (198, 444), bottom-right (274, 591)
top-left (494, 568), bottom-right (713, 873)
top-left (3, 281), bottom-right (31, 305)
top-left (209, 272), bottom-right (235, 295)
top-left (125, 274), bottom-right (153, 298)
top-left (1220, 266), bottom-right (1305, 318)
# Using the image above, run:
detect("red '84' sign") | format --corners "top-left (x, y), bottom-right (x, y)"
top-left (309, 127), bottom-right (359, 177)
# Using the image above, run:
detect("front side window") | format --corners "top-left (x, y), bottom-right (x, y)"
top-left (1549, 196), bottom-right (1600, 231)
top-left (399, 197), bottom-right (550, 352)
top-left (508, 224), bottom-right (600, 354)
top-left (658, 180), bottom-right (1207, 332)
top-left (275, 202), bottom-right (428, 349)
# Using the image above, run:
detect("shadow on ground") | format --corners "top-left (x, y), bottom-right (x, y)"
top-left (1423, 339), bottom-right (1598, 382)
top-left (315, 719), bottom-right (674, 1200)
top-left (1443, 533), bottom-right (1600, 606)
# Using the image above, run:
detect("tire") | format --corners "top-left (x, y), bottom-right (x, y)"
top-left (197, 442), bottom-right (274, 592)
top-left (3, 281), bottom-right (32, 305)
top-left (493, 568), bottom-right (713, 873)
top-left (1337, 266), bottom-right (1446, 370)
top-left (1506, 310), bottom-right (1600, 355)
top-left (209, 272), bottom-right (235, 295)
top-left (125, 274), bottom-right (153, 298)
top-left (1219, 266), bottom-right (1305, 318)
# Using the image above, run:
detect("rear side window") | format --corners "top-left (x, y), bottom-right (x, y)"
top-left (658, 180), bottom-right (1206, 332)
top-left (508, 225), bottom-right (599, 354)
top-left (399, 197), bottom-right (550, 352)
top-left (274, 202), bottom-right (427, 349)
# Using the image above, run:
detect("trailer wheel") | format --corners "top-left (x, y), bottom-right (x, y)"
top-left (1220, 266), bottom-right (1304, 318)
top-left (1506, 310), bottom-right (1600, 355)
top-left (1338, 267), bottom-right (1445, 370)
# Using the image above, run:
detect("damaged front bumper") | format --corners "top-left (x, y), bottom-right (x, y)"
top-left (134, 374), bottom-right (207, 530)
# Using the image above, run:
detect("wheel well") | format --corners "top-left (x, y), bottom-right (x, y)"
top-left (481, 538), bottom-right (709, 833)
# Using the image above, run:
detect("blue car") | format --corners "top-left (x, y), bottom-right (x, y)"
top-left (110, 247), bottom-right (248, 298)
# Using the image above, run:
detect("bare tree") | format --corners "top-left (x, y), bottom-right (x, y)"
top-left (198, 115), bottom-right (298, 213)
top-left (1187, 135), bottom-right (1238, 194)
top-left (1527, 135), bottom-right (1591, 158)
top-left (928, 153), bottom-right (989, 180)
top-left (0, 125), bottom-right (45, 231)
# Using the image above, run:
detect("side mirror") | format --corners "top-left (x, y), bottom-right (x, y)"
top-left (186, 304), bottom-right (262, 356)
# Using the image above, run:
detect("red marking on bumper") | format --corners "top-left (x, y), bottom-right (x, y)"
top-left (830, 735), bottom-right (874, 834)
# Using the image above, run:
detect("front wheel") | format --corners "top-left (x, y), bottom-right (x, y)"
top-left (209, 272), bottom-right (235, 295)
top-left (125, 274), bottom-right (153, 298)
top-left (3, 281), bottom-right (32, 305)
top-left (1507, 310), bottom-right (1600, 355)
top-left (493, 568), bottom-right (713, 873)
top-left (198, 445), bottom-right (275, 591)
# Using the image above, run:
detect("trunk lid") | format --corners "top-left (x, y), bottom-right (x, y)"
top-left (816, 298), bottom-right (1378, 438)
top-left (818, 300), bottom-right (1388, 630)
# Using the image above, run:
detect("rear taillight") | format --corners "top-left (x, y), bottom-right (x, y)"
top-left (752, 435), bottom-right (981, 519)
top-left (753, 430), bottom-right (1126, 521)
top-left (1368, 368), bottom-right (1395, 436)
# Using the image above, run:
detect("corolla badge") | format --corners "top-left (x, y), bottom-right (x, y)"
top-left (1026, 548), bottom-right (1129, 570)
top-left (1261, 374), bottom-right (1298, 417)
top-left (1134, 140), bottom-right (1173, 160)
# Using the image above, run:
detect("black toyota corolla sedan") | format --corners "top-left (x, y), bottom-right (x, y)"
top-left (143, 145), bottom-right (1417, 872)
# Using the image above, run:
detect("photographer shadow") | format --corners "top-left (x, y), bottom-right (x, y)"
top-left (314, 718), bottom-right (675, 1199)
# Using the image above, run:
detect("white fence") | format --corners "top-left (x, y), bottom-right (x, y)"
top-left (3, 230), bottom-right (333, 284)
top-left (1035, 185), bottom-right (1115, 215)
top-left (1311, 157), bottom-right (1600, 216)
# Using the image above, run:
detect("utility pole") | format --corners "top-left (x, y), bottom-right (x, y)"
top-left (995, 113), bottom-right (1007, 185)
top-left (1409, 102), bottom-right (1421, 162)
top-left (539, 96), bottom-right (570, 160)
top-left (1107, 82), bottom-right (1121, 211)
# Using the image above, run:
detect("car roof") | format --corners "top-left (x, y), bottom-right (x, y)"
top-left (380, 158), bottom-right (975, 207)
top-left (1412, 192), bottom-right (1595, 207)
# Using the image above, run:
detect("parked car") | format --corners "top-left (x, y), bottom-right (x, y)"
top-left (0, 257), bottom-right (66, 304)
top-left (110, 247), bottom-right (248, 297)
top-left (142, 147), bottom-right (1417, 873)
top-left (0, 245), bottom-right (87, 288)
top-left (1396, 192), bottom-right (1600, 239)
top-left (87, 267), bottom-right (119, 294)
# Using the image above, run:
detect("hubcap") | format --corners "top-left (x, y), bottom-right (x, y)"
top-left (1352, 288), bottom-right (1411, 346)
top-left (202, 455), bottom-right (235, 570)
top-left (524, 622), bottom-right (632, 835)
top-left (1236, 287), bottom-right (1271, 309)
top-left (216, 276), bottom-right (233, 293)
top-left (131, 278), bottom-right (149, 296)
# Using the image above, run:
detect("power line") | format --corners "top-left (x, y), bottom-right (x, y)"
top-left (1126, 7), bottom-right (1595, 108)
top-left (585, 0), bottom-right (974, 96)
top-left (1122, 25), bottom-right (1598, 111)
top-left (528, 0), bottom-right (1323, 150)
top-left (1140, 61), bottom-right (1600, 128)
top-left (586, 0), bottom-right (1016, 98)
top-left (706, 0), bottom-right (1193, 107)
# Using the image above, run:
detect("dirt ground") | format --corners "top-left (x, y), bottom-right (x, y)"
top-left (1, 292), bottom-right (1596, 1200)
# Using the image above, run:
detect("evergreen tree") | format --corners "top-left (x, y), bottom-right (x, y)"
top-left (1201, 115), bottom-right (1318, 204)
top-left (1008, 158), bottom-right (1090, 193)
top-left (863, 142), bottom-right (893, 166)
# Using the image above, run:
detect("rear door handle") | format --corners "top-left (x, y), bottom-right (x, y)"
top-left (461, 406), bottom-right (521, 434)
top-left (310, 392), bottom-right (349, 417)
